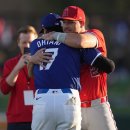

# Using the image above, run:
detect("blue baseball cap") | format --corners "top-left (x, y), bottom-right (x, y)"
top-left (39, 13), bottom-right (61, 33)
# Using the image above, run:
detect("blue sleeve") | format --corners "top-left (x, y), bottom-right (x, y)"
top-left (30, 39), bottom-right (38, 56)
top-left (81, 48), bottom-right (101, 65)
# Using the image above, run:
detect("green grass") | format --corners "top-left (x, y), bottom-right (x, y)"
top-left (108, 78), bottom-right (130, 116)
top-left (0, 94), bottom-right (9, 112)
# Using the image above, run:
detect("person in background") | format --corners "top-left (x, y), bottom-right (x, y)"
top-left (42, 6), bottom-right (118, 130)
top-left (0, 25), bottom-right (38, 130)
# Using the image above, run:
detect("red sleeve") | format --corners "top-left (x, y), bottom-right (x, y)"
top-left (87, 29), bottom-right (107, 57)
top-left (0, 59), bottom-right (16, 95)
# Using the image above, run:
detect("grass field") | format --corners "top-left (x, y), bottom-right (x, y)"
top-left (0, 94), bottom-right (8, 130)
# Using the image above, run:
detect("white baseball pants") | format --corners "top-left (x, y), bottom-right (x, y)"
top-left (31, 89), bottom-right (81, 130)
top-left (81, 99), bottom-right (118, 130)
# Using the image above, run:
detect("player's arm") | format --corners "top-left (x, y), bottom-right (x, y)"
top-left (42, 32), bottom-right (97, 48)
top-left (81, 48), bottom-right (115, 74)
top-left (92, 56), bottom-right (115, 74)
top-left (57, 32), bottom-right (97, 48)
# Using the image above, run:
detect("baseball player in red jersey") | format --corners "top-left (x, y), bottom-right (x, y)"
top-left (42, 6), bottom-right (118, 130)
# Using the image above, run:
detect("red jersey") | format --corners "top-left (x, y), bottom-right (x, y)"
top-left (80, 29), bottom-right (107, 102)
top-left (0, 54), bottom-right (35, 123)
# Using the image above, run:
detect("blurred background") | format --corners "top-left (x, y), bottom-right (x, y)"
top-left (0, 0), bottom-right (130, 130)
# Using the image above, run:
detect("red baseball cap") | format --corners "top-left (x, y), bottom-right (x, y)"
top-left (60, 6), bottom-right (86, 25)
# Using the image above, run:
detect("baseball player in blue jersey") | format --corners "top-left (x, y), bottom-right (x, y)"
top-left (28, 13), bottom-right (115, 130)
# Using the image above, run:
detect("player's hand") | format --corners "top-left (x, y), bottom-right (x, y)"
top-left (30, 48), bottom-right (53, 65)
top-left (40, 31), bottom-right (55, 40)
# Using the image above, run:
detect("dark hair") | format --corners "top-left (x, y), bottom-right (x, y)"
top-left (40, 25), bottom-right (63, 34)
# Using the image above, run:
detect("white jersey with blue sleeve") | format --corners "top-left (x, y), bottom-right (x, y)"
top-left (30, 39), bottom-right (101, 90)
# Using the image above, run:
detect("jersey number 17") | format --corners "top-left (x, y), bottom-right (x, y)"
top-left (40, 48), bottom-right (58, 70)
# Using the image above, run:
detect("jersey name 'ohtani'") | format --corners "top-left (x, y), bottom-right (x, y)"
top-left (37, 40), bottom-right (61, 47)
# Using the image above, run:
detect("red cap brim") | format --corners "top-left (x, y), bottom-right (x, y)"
top-left (59, 17), bottom-right (78, 21)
